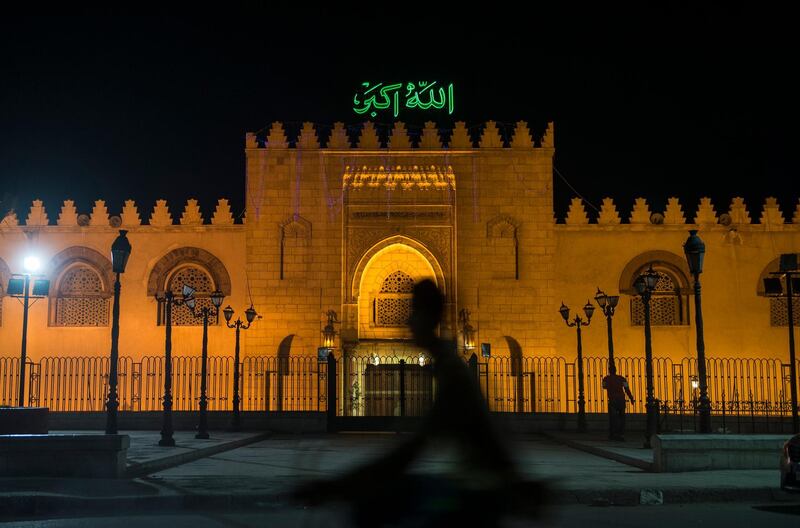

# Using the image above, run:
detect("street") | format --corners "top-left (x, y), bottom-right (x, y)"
top-left (3, 502), bottom-right (800, 527)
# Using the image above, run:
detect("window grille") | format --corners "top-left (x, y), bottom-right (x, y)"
top-left (375, 271), bottom-right (414, 327)
top-left (166, 266), bottom-right (218, 326)
top-left (770, 297), bottom-right (800, 326)
top-left (380, 271), bottom-right (416, 294)
top-left (631, 270), bottom-right (685, 326)
top-left (55, 266), bottom-right (109, 326)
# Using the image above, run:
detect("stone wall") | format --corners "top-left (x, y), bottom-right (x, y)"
top-left (0, 199), bottom-right (247, 361)
top-left (555, 196), bottom-right (800, 365)
top-left (2, 120), bottom-right (797, 372)
top-left (243, 121), bottom-right (557, 359)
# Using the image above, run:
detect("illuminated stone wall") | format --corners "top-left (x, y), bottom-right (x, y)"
top-left (555, 196), bottom-right (800, 362)
top-left (0, 199), bottom-right (247, 361)
top-left (1, 120), bottom-right (798, 374)
top-left (243, 120), bottom-right (557, 359)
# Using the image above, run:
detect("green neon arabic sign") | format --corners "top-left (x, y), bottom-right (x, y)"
top-left (353, 81), bottom-right (455, 118)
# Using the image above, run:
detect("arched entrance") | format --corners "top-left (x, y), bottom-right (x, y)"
top-left (356, 242), bottom-right (438, 341)
top-left (340, 237), bottom-right (445, 421)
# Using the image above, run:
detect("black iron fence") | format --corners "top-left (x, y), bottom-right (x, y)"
top-left (1, 354), bottom-right (797, 428)
top-left (0, 355), bottom-right (326, 412)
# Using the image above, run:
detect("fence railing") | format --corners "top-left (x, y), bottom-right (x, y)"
top-left (1, 355), bottom-right (797, 426)
top-left (0, 355), bottom-right (326, 412)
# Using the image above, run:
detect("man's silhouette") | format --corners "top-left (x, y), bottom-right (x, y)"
top-left (602, 363), bottom-right (635, 441)
top-left (292, 279), bottom-right (545, 526)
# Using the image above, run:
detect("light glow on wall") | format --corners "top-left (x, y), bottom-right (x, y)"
top-left (23, 256), bottom-right (41, 273)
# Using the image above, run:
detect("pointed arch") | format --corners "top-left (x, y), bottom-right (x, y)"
top-left (619, 251), bottom-right (691, 327)
top-left (279, 215), bottom-right (312, 280)
top-left (350, 235), bottom-right (446, 301)
top-left (146, 247), bottom-right (231, 296)
top-left (47, 247), bottom-right (113, 327)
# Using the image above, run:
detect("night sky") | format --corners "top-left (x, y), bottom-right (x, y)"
top-left (1, 8), bottom-right (797, 223)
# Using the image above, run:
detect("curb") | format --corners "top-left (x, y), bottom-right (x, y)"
top-left (125, 432), bottom-right (271, 477)
top-left (2, 486), bottom-right (798, 518)
top-left (541, 431), bottom-right (654, 471)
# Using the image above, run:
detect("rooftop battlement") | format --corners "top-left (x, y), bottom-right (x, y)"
top-left (246, 121), bottom-right (555, 150)
top-left (560, 196), bottom-right (800, 229)
top-left (0, 198), bottom-right (240, 229)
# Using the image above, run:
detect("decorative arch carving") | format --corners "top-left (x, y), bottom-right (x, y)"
top-left (486, 214), bottom-right (520, 238)
top-left (48, 246), bottom-right (114, 294)
top-left (279, 215), bottom-right (312, 280)
top-left (146, 247), bottom-right (232, 296)
top-left (47, 247), bottom-right (113, 327)
top-left (279, 215), bottom-right (312, 239)
top-left (618, 250), bottom-right (690, 295)
top-left (350, 235), bottom-right (446, 302)
top-left (486, 215), bottom-right (520, 280)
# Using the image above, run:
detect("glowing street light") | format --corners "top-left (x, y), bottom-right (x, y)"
top-left (6, 255), bottom-right (50, 407)
top-left (23, 256), bottom-right (41, 273)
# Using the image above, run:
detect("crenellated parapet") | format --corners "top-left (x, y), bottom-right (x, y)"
top-left (561, 196), bottom-right (800, 229)
top-left (0, 198), bottom-right (242, 229)
top-left (245, 121), bottom-right (555, 150)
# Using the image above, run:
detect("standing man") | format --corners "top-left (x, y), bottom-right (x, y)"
top-left (603, 364), bottom-right (635, 441)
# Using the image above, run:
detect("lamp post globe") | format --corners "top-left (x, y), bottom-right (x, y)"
top-left (23, 256), bottom-right (41, 273)
top-left (111, 230), bottom-right (132, 274)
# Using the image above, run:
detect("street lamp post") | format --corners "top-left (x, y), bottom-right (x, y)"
top-left (106, 230), bottom-right (132, 435)
top-left (183, 287), bottom-right (225, 439)
top-left (559, 300), bottom-right (595, 432)
top-left (634, 265), bottom-right (659, 448)
top-left (156, 284), bottom-right (196, 447)
top-left (6, 257), bottom-right (49, 407)
top-left (684, 229), bottom-right (712, 433)
top-left (223, 305), bottom-right (258, 431)
top-left (764, 253), bottom-right (800, 433)
top-left (595, 288), bottom-right (620, 437)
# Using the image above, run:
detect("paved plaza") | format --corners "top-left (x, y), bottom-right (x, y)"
top-left (2, 431), bottom-right (797, 522)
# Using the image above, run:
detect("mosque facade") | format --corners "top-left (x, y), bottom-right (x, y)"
top-left (0, 121), bottom-right (798, 412)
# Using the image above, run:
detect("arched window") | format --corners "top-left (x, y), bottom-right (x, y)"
top-left (757, 255), bottom-right (800, 327)
top-left (630, 267), bottom-right (688, 326)
top-left (54, 264), bottom-right (110, 326)
top-left (164, 265), bottom-right (218, 326)
top-left (374, 271), bottom-right (415, 327)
